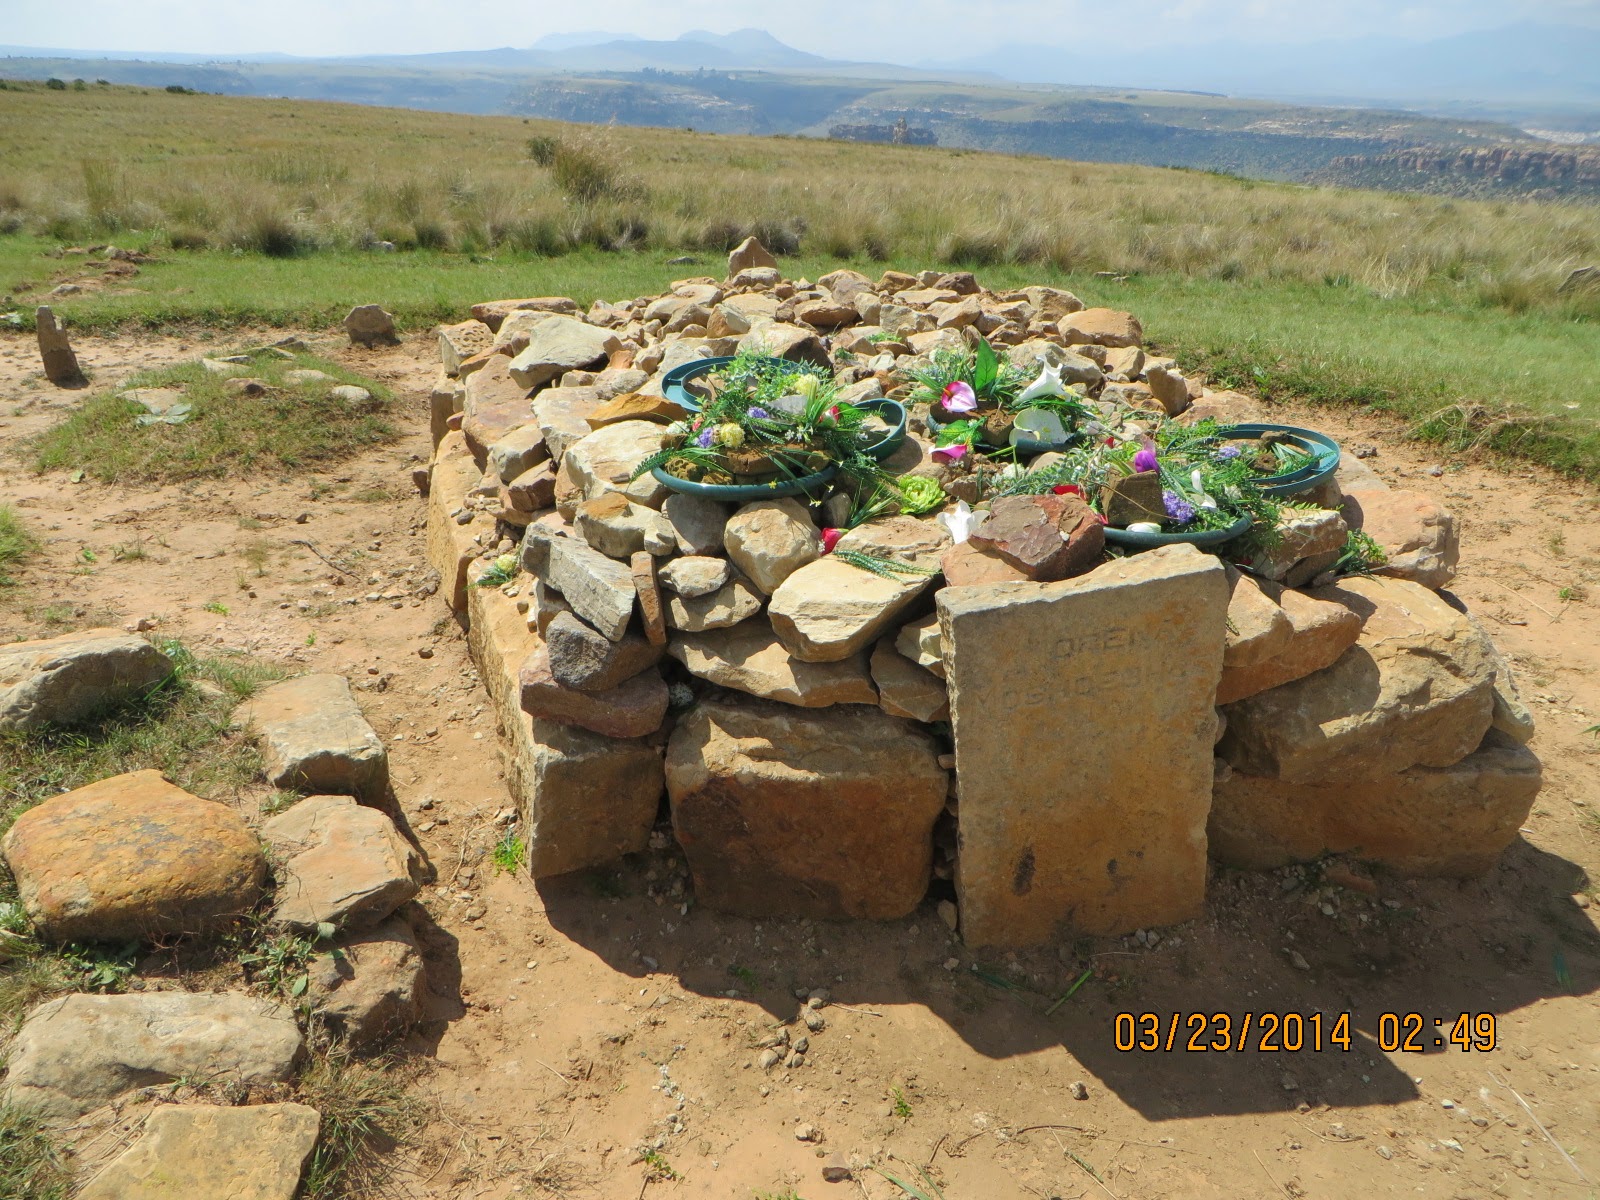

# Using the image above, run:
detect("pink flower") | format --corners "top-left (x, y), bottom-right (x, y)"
top-left (932, 444), bottom-right (969, 464)
top-left (941, 381), bottom-right (977, 413)
top-left (1132, 438), bottom-right (1159, 473)
top-left (820, 528), bottom-right (843, 553)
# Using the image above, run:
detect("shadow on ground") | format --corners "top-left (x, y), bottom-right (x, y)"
top-left (536, 835), bottom-right (1598, 1122)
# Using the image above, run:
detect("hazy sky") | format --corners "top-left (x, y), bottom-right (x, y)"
top-left (6, 0), bottom-right (1598, 59)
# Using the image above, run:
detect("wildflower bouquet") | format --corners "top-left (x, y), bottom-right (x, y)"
top-left (904, 338), bottom-right (1092, 460)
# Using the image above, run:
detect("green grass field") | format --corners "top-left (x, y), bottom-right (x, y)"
top-left (1, 82), bottom-right (1596, 479)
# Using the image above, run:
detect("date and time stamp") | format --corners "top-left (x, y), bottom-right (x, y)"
top-left (1114, 1011), bottom-right (1499, 1054)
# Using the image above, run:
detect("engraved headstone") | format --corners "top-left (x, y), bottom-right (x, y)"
top-left (938, 544), bottom-right (1227, 947)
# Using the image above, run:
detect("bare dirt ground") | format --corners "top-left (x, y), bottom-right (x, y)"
top-left (2, 328), bottom-right (1598, 1200)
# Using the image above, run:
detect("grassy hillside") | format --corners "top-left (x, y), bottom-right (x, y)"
top-left (1, 82), bottom-right (1596, 478)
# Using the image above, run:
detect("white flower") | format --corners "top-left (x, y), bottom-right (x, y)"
top-left (937, 500), bottom-right (979, 545)
top-left (1016, 361), bottom-right (1069, 405)
top-left (1010, 409), bottom-right (1068, 447)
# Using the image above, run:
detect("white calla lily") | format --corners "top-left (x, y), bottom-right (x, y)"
top-left (1009, 408), bottom-right (1068, 447)
top-left (937, 500), bottom-right (979, 545)
top-left (1016, 362), bottom-right (1069, 405)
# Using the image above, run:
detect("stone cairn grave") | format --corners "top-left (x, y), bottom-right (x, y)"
top-left (425, 237), bottom-right (1542, 949)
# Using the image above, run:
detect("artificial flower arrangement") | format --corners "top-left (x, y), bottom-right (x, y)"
top-left (904, 337), bottom-right (1093, 463)
top-left (632, 351), bottom-right (892, 487)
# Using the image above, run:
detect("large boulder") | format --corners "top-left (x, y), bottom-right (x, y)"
top-left (724, 498), bottom-right (819, 595)
top-left (668, 623), bottom-right (877, 707)
top-left (666, 699), bottom-right (947, 919)
top-left (1218, 577), bottom-right (1496, 783)
top-left (506, 317), bottom-right (621, 390)
top-left (0, 629), bottom-right (172, 733)
top-left (1343, 488), bottom-right (1459, 590)
top-left (4, 992), bottom-right (303, 1119)
top-left (235, 674), bottom-right (388, 800)
top-left (306, 914), bottom-right (426, 1047)
top-left (77, 1103), bottom-right (321, 1200)
top-left (262, 795), bottom-right (426, 931)
top-left (1210, 730), bottom-right (1541, 877)
top-left (1, 769), bottom-right (265, 943)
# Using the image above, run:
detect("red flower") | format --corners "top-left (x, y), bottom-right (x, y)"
top-left (1104, 436), bottom-right (1117, 447)
top-left (820, 528), bottom-right (843, 554)
top-left (1052, 484), bottom-right (1083, 497)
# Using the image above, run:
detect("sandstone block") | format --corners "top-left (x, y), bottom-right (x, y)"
top-left (1058, 308), bottom-right (1142, 347)
top-left (557, 420), bottom-right (670, 511)
top-left (78, 1103), bottom-right (321, 1200)
top-left (727, 236), bottom-right (777, 275)
top-left (544, 610), bottom-right (663, 691)
top-left (0, 629), bottom-right (172, 733)
top-left (487, 423), bottom-right (548, 484)
top-left (574, 492), bottom-right (674, 559)
top-left (1344, 488), bottom-right (1459, 590)
top-left (1218, 576), bottom-right (1496, 783)
top-left (507, 318), bottom-right (621, 390)
top-left (940, 545), bottom-right (1227, 947)
top-left (263, 794), bottom-right (425, 930)
top-left (235, 674), bottom-right (388, 799)
top-left (506, 461), bottom-right (557, 512)
top-left (462, 354), bottom-right (532, 466)
top-left (665, 573), bottom-right (765, 632)
top-left (36, 306), bottom-right (85, 385)
top-left (520, 525), bottom-right (637, 641)
top-left (519, 646), bottom-right (668, 738)
top-left (659, 555), bottom-right (732, 597)
top-left (968, 493), bottom-right (1104, 581)
top-left (470, 296), bottom-right (579, 332)
top-left (666, 699), bottom-right (947, 919)
top-left (1243, 506), bottom-right (1348, 582)
top-left (724, 498), bottom-right (819, 594)
top-left (437, 319), bottom-right (492, 375)
top-left (662, 494), bottom-right (730, 556)
top-left (4, 992), bottom-right (303, 1119)
top-left (1, 769), bottom-right (265, 943)
top-left (669, 623), bottom-right (876, 707)
top-left (870, 639), bottom-right (950, 723)
top-left (532, 385), bottom-right (603, 462)
top-left (895, 612), bottom-right (946, 678)
top-left (1210, 730), bottom-right (1541, 877)
top-left (1216, 582), bottom-right (1366, 705)
top-left (344, 304), bottom-right (397, 347)
top-left (306, 915), bottom-right (425, 1046)
top-left (769, 557), bottom-right (933, 663)
top-left (425, 430), bottom-right (484, 611)
top-left (632, 550), bottom-right (668, 646)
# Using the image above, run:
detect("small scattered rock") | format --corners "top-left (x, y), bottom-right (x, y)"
top-left (1069, 1081), bottom-right (1089, 1100)
top-left (795, 1123), bottom-right (822, 1143)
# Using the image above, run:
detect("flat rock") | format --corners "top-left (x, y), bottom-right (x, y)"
top-left (1, 769), bottom-right (265, 943)
top-left (725, 498), bottom-right (819, 595)
top-left (1344, 488), bottom-right (1459, 590)
top-left (968, 493), bottom-right (1104, 581)
top-left (78, 1103), bottom-right (321, 1200)
top-left (532, 385), bottom-right (603, 462)
top-left (0, 628), bottom-right (173, 733)
top-left (737, 322), bottom-right (830, 368)
top-left (1216, 582), bottom-right (1365, 705)
top-left (4, 992), bottom-right (303, 1119)
top-left (507, 317), bottom-right (621, 389)
top-left (437, 319), bottom-right (492, 375)
top-left (1219, 576), bottom-right (1496, 783)
top-left (666, 698), bottom-right (947, 919)
top-left (769, 557), bottom-right (933, 663)
top-left (506, 461), bottom-right (557, 512)
top-left (833, 515), bottom-right (952, 570)
top-left (940, 540), bottom-right (1030, 587)
top-left (586, 391), bottom-right (686, 427)
top-left (1058, 308), bottom-right (1143, 347)
top-left (544, 610), bottom-right (663, 691)
top-left (1243, 507), bottom-right (1348, 582)
top-left (461, 354), bottom-right (532, 466)
top-left (424, 430), bottom-right (483, 611)
top-left (662, 493), bottom-right (731, 556)
top-left (574, 492), bottom-right (675, 559)
top-left (262, 795), bottom-right (425, 931)
top-left (659, 555), bottom-right (733, 597)
top-left (306, 914), bottom-right (425, 1046)
top-left (487, 423), bottom-right (548, 485)
top-left (519, 646), bottom-right (668, 738)
top-left (665, 573), bottom-right (765, 632)
top-left (521, 524), bottom-right (638, 641)
top-left (235, 674), bottom-right (388, 800)
top-left (669, 623), bottom-right (877, 707)
top-left (895, 612), bottom-right (946, 678)
top-left (556, 419), bottom-right (670, 512)
top-left (941, 545), bottom-right (1227, 946)
top-left (1211, 730), bottom-right (1541, 877)
top-left (470, 296), bottom-right (579, 332)
top-left (870, 639), bottom-right (950, 723)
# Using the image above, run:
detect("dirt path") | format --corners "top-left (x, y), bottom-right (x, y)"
top-left (2, 330), bottom-right (1597, 1200)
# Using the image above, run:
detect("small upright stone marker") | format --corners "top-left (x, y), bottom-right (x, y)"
top-left (344, 303), bottom-right (399, 347)
top-left (36, 306), bottom-right (85, 386)
top-left (939, 545), bottom-right (1227, 948)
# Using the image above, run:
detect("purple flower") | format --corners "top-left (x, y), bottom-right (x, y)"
top-left (696, 427), bottom-right (715, 448)
top-left (1132, 438), bottom-right (1159, 473)
top-left (1163, 490), bottom-right (1196, 525)
top-left (942, 381), bottom-right (977, 413)
top-left (748, 406), bottom-right (769, 419)
top-left (1215, 445), bottom-right (1241, 460)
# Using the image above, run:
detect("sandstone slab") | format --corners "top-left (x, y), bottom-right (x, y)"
top-left (574, 492), bottom-right (675, 559)
top-left (769, 557), bottom-right (933, 663)
top-left (632, 550), bottom-right (668, 646)
top-left (968, 493), bottom-right (1104, 581)
top-left (437, 319), bottom-right (492, 375)
top-left (235, 674), bottom-right (388, 799)
top-left (36, 305), bottom-right (84, 385)
top-left (263, 794), bottom-right (425, 930)
top-left (586, 391), bottom-right (685, 427)
top-left (306, 914), bottom-right (425, 1046)
top-left (1218, 576), bottom-right (1495, 783)
top-left (870, 639), bottom-right (950, 723)
top-left (544, 610), bottom-right (663, 691)
top-left (520, 525), bottom-right (637, 641)
top-left (665, 573), bottom-right (764, 632)
top-left (1344, 488), bottom-right (1459, 590)
top-left (1216, 582), bottom-right (1366, 705)
top-left (659, 555), bottom-right (732, 598)
top-left (530, 384), bottom-right (603, 462)
top-left (1, 769), bottom-right (265, 943)
top-left (519, 646), bottom-right (667, 738)
top-left (1210, 730), bottom-right (1541, 877)
top-left (461, 354), bottom-right (532, 466)
top-left (425, 431), bottom-right (485, 611)
top-left (487, 423), bottom-right (548, 484)
top-left (727, 236), bottom-right (777, 275)
top-left (471, 296), bottom-right (580, 332)
top-left (666, 699), bottom-right (946, 919)
top-left (4, 992), bottom-right (303, 1119)
top-left (940, 540), bottom-right (1030, 587)
top-left (556, 419), bottom-right (670, 512)
top-left (940, 545), bottom-right (1227, 947)
top-left (0, 629), bottom-right (173, 733)
top-left (724, 498), bottom-right (819, 594)
top-left (507, 317), bottom-right (621, 389)
top-left (668, 623), bottom-right (876, 707)
top-left (1058, 308), bottom-right (1142, 347)
top-left (895, 612), bottom-right (946, 678)
top-left (77, 1103), bottom-right (321, 1200)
